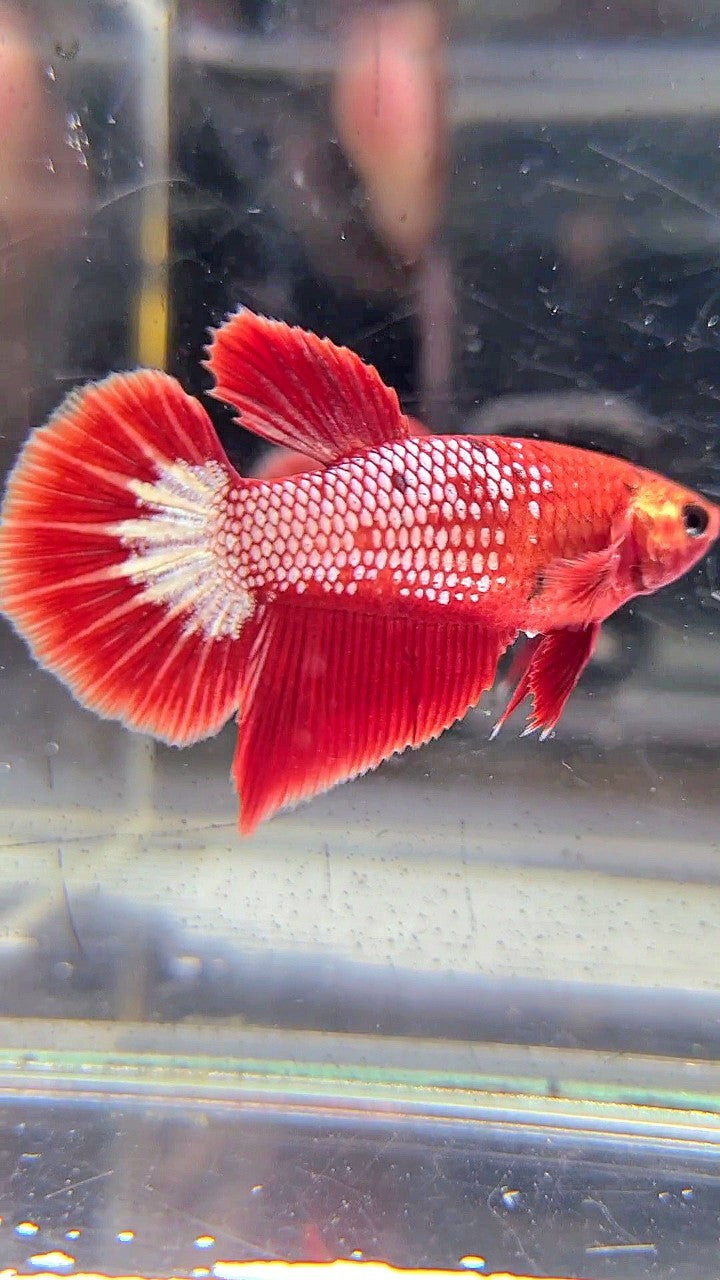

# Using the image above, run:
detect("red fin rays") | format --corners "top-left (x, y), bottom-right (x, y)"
top-left (538, 536), bottom-right (626, 617)
top-left (233, 603), bottom-right (516, 834)
top-left (492, 624), bottom-right (600, 740)
top-left (206, 309), bottom-right (411, 465)
top-left (0, 371), bottom-right (251, 745)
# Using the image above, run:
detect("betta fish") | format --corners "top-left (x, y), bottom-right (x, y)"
top-left (0, 310), bottom-right (717, 833)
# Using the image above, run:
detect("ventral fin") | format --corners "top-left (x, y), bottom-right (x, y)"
top-left (233, 602), bottom-right (516, 834)
top-left (205, 309), bottom-right (411, 465)
top-left (492, 623), bottom-right (600, 740)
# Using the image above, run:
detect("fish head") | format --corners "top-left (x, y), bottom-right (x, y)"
top-left (629, 472), bottom-right (720, 593)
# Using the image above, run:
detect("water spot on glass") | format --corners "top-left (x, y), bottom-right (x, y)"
top-left (15, 1222), bottom-right (39, 1238)
top-left (350, 1251), bottom-right (363, 1260)
top-left (45, 741), bottom-right (59, 756)
top-left (65, 1229), bottom-right (81, 1241)
top-left (681, 1187), bottom-right (694, 1202)
top-left (195, 1235), bottom-right (215, 1249)
top-left (54, 38), bottom-right (79, 60)
top-left (193, 1270), bottom-right (211, 1278)
top-left (251, 1184), bottom-right (263, 1194)
top-left (459, 1257), bottom-right (486, 1271)
top-left (501, 1187), bottom-right (522, 1210)
top-left (709, 316), bottom-right (719, 328)
top-left (116, 1230), bottom-right (135, 1243)
top-left (29, 1251), bottom-right (75, 1271)
top-left (44, 158), bottom-right (56, 174)
top-left (0, 762), bottom-right (11, 773)
top-left (45, 64), bottom-right (56, 81)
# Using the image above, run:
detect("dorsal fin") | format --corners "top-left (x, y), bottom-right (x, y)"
top-left (205, 309), bottom-right (411, 465)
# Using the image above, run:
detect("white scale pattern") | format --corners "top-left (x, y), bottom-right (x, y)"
top-left (113, 441), bottom-right (555, 636)
top-left (220, 438), bottom-right (554, 609)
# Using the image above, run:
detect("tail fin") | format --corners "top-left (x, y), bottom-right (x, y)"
top-left (0, 370), bottom-right (253, 745)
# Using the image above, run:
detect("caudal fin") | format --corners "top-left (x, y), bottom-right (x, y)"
top-left (0, 370), bottom-right (253, 744)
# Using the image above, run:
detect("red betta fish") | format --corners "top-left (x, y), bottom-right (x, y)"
top-left (0, 310), bottom-right (718, 833)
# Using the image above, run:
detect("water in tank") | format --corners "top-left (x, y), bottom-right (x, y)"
top-left (1, 1), bottom-right (720, 1277)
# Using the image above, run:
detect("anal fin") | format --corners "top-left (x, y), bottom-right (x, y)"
top-left (492, 623), bottom-right (600, 740)
top-left (233, 603), bottom-right (516, 834)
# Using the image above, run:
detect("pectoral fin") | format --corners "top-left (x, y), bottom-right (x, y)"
top-left (537, 540), bottom-right (623, 616)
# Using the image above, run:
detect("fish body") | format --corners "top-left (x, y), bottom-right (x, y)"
top-left (0, 310), bottom-right (717, 832)
top-left (236, 437), bottom-right (669, 630)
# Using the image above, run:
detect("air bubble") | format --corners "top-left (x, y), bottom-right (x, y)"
top-left (116, 1230), bottom-right (135, 1243)
top-left (195, 1236), bottom-right (215, 1249)
top-left (501, 1188), bottom-right (522, 1210)
top-left (15, 1222), bottom-right (39, 1237)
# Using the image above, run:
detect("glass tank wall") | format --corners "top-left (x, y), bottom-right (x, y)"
top-left (1, 1), bottom-right (720, 1277)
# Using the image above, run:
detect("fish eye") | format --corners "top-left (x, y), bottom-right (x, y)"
top-left (682, 502), bottom-right (709, 538)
